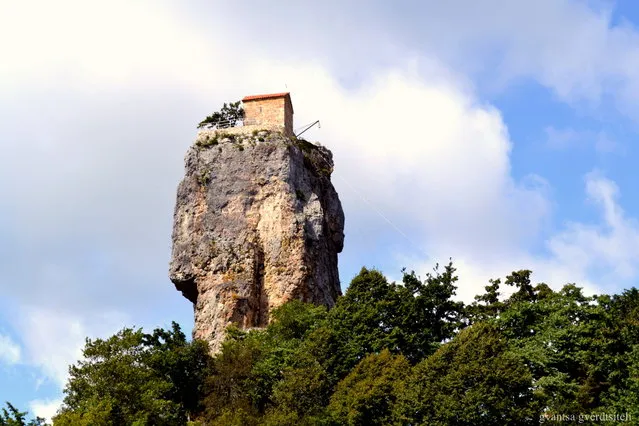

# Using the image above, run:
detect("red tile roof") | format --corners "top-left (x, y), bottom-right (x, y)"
top-left (242, 92), bottom-right (290, 102)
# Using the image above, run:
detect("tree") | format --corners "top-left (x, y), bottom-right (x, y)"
top-left (0, 403), bottom-right (48, 426)
top-left (266, 352), bottom-right (331, 424)
top-left (327, 349), bottom-right (410, 426)
top-left (394, 322), bottom-right (537, 425)
top-left (201, 328), bottom-right (265, 422)
top-left (197, 101), bottom-right (244, 129)
top-left (601, 344), bottom-right (639, 419)
top-left (53, 322), bottom-right (211, 425)
top-left (504, 269), bottom-right (536, 304)
top-left (57, 265), bottom-right (631, 425)
top-left (395, 262), bottom-right (465, 361)
top-left (496, 281), bottom-right (625, 415)
top-left (201, 301), bottom-right (330, 424)
top-left (308, 263), bottom-right (464, 387)
top-left (142, 322), bottom-right (212, 417)
top-left (466, 278), bottom-right (505, 323)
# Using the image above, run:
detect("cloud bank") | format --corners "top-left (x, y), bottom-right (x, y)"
top-left (2, 0), bottom-right (639, 401)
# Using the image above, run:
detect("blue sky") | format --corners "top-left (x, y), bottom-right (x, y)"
top-left (3, 0), bottom-right (639, 420)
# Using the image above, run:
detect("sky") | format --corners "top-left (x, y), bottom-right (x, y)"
top-left (2, 0), bottom-right (639, 421)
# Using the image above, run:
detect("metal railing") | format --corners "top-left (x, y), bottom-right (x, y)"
top-left (199, 118), bottom-right (268, 130)
top-left (204, 118), bottom-right (243, 129)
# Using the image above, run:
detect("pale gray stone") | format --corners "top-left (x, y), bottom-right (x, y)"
top-left (169, 131), bottom-right (344, 352)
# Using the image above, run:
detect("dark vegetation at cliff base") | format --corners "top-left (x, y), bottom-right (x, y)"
top-left (7, 263), bottom-right (639, 425)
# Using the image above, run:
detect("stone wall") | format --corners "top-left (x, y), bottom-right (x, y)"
top-left (283, 96), bottom-right (294, 137)
top-left (243, 97), bottom-right (293, 137)
top-left (196, 125), bottom-right (276, 141)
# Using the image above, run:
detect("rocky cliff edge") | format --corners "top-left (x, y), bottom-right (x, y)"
top-left (169, 127), bottom-right (345, 352)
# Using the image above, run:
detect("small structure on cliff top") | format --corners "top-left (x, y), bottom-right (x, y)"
top-left (170, 93), bottom-right (344, 353)
top-left (242, 92), bottom-right (294, 137)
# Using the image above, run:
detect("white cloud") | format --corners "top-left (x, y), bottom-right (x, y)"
top-left (0, 334), bottom-right (21, 365)
top-left (545, 126), bottom-right (620, 153)
top-left (546, 172), bottom-right (639, 286)
top-left (0, 0), bottom-right (223, 90)
top-left (234, 59), bottom-right (558, 302)
top-left (20, 309), bottom-right (85, 387)
top-left (348, 1), bottom-right (632, 110)
top-left (17, 307), bottom-right (130, 388)
top-left (2, 0), bottom-right (639, 398)
top-left (169, 1), bottom-right (639, 120)
top-left (401, 171), bottom-right (635, 304)
top-left (545, 126), bottom-right (583, 149)
top-left (29, 398), bottom-right (63, 424)
top-left (0, 0), bottom-right (546, 308)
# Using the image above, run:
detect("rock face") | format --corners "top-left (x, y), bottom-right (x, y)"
top-left (169, 127), bottom-right (345, 352)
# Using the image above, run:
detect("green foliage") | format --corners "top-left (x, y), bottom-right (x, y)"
top-left (315, 263), bottom-right (464, 383)
top-left (0, 403), bottom-right (48, 426)
top-left (142, 323), bottom-right (212, 416)
top-left (396, 262), bottom-right (465, 360)
top-left (52, 402), bottom-right (111, 426)
top-left (201, 302), bottom-right (329, 424)
top-left (291, 137), bottom-right (334, 178)
top-left (198, 264), bottom-right (639, 423)
top-left (602, 288), bottom-right (639, 418)
top-left (293, 137), bottom-right (317, 154)
top-left (198, 101), bottom-right (244, 129)
top-left (601, 344), bottom-right (639, 418)
top-left (202, 328), bottom-right (264, 421)
top-left (495, 280), bottom-right (624, 415)
top-left (504, 269), bottom-right (537, 303)
top-left (327, 349), bottom-right (410, 426)
top-left (195, 134), bottom-right (219, 148)
top-left (199, 265), bottom-right (467, 423)
top-left (221, 133), bottom-right (236, 142)
top-left (197, 170), bottom-right (211, 186)
top-left (40, 261), bottom-right (639, 425)
top-left (395, 322), bottom-right (537, 425)
top-left (53, 322), bottom-right (211, 425)
top-left (466, 278), bottom-right (505, 322)
top-left (208, 408), bottom-right (260, 426)
top-left (267, 300), bottom-right (327, 342)
top-left (269, 352), bottom-right (330, 420)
